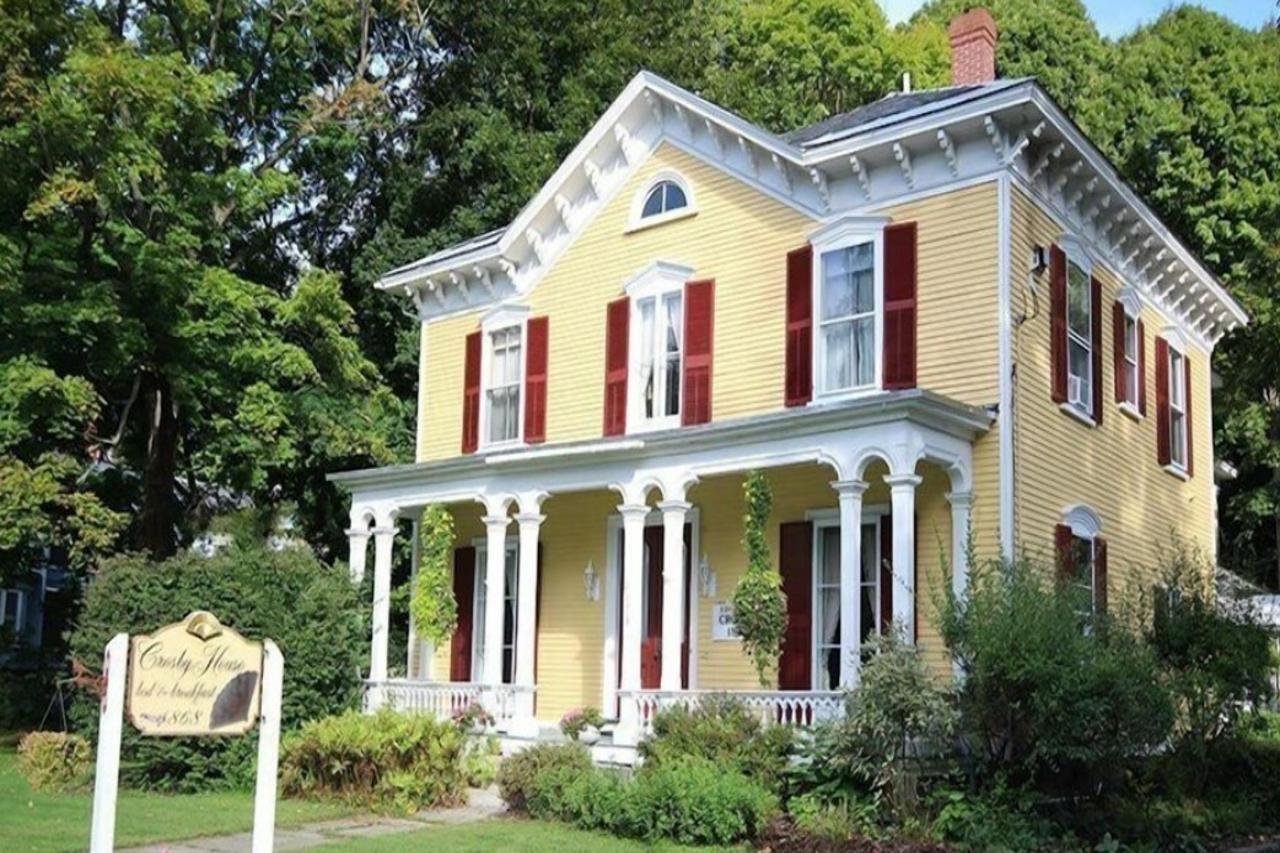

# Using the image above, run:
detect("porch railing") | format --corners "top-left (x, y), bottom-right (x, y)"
top-left (619, 689), bottom-right (845, 735)
top-left (363, 679), bottom-right (532, 724)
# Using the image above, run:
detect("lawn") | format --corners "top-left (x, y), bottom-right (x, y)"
top-left (315, 818), bottom-right (739, 851)
top-left (0, 749), bottom-right (350, 852)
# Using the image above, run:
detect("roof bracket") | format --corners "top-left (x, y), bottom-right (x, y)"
top-left (937, 129), bottom-right (959, 176)
top-left (849, 155), bottom-right (871, 200)
top-left (893, 141), bottom-right (914, 190)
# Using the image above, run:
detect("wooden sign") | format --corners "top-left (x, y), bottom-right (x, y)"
top-left (711, 602), bottom-right (741, 641)
top-left (127, 611), bottom-right (263, 736)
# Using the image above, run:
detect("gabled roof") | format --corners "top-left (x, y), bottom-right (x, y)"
top-left (379, 70), bottom-right (1246, 349)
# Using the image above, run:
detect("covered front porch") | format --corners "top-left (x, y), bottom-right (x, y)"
top-left (332, 391), bottom-right (989, 758)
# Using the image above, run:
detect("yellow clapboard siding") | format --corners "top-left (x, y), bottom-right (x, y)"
top-left (1009, 185), bottom-right (1216, 601)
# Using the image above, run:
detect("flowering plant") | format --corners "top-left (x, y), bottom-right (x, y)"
top-left (558, 706), bottom-right (604, 740)
top-left (452, 701), bottom-right (494, 731)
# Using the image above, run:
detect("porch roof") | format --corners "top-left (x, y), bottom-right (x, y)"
top-left (329, 389), bottom-right (992, 499)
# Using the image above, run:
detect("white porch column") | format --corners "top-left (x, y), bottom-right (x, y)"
top-left (616, 503), bottom-right (648, 745)
top-left (833, 480), bottom-right (868, 688)
top-left (481, 511), bottom-right (511, 689)
top-left (947, 491), bottom-right (973, 600)
top-left (369, 523), bottom-right (396, 683)
top-left (346, 528), bottom-right (370, 584)
top-left (657, 500), bottom-right (691, 691)
top-left (886, 473), bottom-right (922, 642)
top-left (511, 510), bottom-right (544, 736)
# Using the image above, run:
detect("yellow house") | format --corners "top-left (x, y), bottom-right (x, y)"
top-left (330, 11), bottom-right (1246, 760)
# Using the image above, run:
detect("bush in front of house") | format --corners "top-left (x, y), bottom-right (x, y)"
top-left (637, 694), bottom-right (795, 794)
top-left (16, 731), bottom-right (92, 792)
top-left (496, 741), bottom-right (593, 812)
top-left (67, 543), bottom-right (366, 792)
top-left (528, 756), bottom-right (778, 846)
top-left (280, 708), bottom-right (466, 813)
top-left (939, 554), bottom-right (1174, 792)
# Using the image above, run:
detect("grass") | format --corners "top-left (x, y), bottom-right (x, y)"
top-left (0, 749), bottom-right (350, 852)
top-left (314, 817), bottom-right (740, 851)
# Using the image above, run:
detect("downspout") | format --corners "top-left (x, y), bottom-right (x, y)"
top-left (997, 172), bottom-right (1015, 560)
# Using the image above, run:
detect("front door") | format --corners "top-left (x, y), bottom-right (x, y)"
top-left (618, 521), bottom-right (692, 694)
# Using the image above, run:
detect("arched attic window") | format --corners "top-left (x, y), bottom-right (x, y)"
top-left (642, 180), bottom-right (687, 217)
top-left (627, 172), bottom-right (696, 232)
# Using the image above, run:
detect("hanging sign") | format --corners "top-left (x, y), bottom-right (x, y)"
top-left (127, 611), bottom-right (263, 736)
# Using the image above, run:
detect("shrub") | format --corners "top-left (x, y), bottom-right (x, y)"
top-left (637, 694), bottom-right (794, 793)
top-left (940, 555), bottom-right (1174, 791)
top-left (559, 706), bottom-right (604, 740)
top-left (280, 709), bottom-right (465, 813)
top-left (462, 736), bottom-right (501, 788)
top-left (529, 765), bottom-right (630, 831)
top-left (17, 731), bottom-right (92, 792)
top-left (788, 789), bottom-right (879, 842)
top-left (1150, 548), bottom-right (1274, 759)
top-left (928, 785), bottom-right (1052, 850)
top-left (496, 742), bottom-right (592, 812)
top-left (66, 543), bottom-right (365, 792)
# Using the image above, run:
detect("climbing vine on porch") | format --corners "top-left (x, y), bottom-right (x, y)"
top-left (410, 505), bottom-right (458, 646)
top-left (732, 470), bottom-right (787, 685)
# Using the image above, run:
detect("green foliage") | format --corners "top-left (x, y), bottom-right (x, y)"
top-left (788, 789), bottom-right (880, 842)
top-left (281, 709), bottom-right (466, 814)
top-left (928, 785), bottom-right (1052, 850)
top-left (529, 756), bottom-right (779, 846)
top-left (940, 555), bottom-right (1174, 791)
top-left (732, 471), bottom-right (788, 684)
top-left (637, 694), bottom-right (795, 794)
top-left (409, 504), bottom-right (458, 646)
top-left (462, 736), bottom-right (502, 788)
top-left (496, 742), bottom-right (593, 813)
top-left (67, 542), bottom-right (366, 792)
top-left (558, 706), bottom-right (604, 740)
top-left (16, 731), bottom-right (91, 793)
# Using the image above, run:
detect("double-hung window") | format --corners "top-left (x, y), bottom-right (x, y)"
top-left (472, 542), bottom-right (519, 684)
top-left (636, 289), bottom-right (683, 426)
top-left (810, 219), bottom-right (886, 397)
top-left (1169, 346), bottom-right (1187, 469)
top-left (485, 325), bottom-right (523, 445)
top-left (0, 589), bottom-right (23, 635)
top-left (812, 516), bottom-right (881, 691)
top-left (1066, 260), bottom-right (1093, 416)
top-left (1121, 311), bottom-right (1139, 407)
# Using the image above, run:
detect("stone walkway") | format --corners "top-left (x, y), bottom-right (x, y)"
top-left (121, 787), bottom-right (505, 852)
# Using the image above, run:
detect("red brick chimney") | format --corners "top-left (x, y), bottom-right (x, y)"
top-left (949, 8), bottom-right (997, 86)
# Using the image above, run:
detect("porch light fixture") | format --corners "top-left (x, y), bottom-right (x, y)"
top-left (698, 553), bottom-right (717, 598)
top-left (583, 559), bottom-right (600, 601)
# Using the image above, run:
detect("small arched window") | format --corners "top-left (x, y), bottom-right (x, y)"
top-left (641, 180), bottom-right (688, 219)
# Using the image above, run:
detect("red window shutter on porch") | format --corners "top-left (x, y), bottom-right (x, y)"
top-left (1091, 276), bottom-right (1103, 425)
top-left (1184, 353), bottom-right (1194, 477)
top-left (682, 279), bottom-right (714, 426)
top-left (450, 547), bottom-right (476, 681)
top-left (523, 316), bottom-right (549, 444)
top-left (603, 297), bottom-right (629, 436)
top-left (1113, 301), bottom-right (1126, 404)
top-left (1138, 319), bottom-right (1148, 415)
top-left (1155, 336), bottom-right (1171, 466)
top-left (1054, 523), bottom-right (1074, 585)
top-left (1094, 537), bottom-right (1108, 615)
top-left (1050, 245), bottom-right (1068, 404)
top-left (883, 222), bottom-right (918, 390)
top-left (778, 521), bottom-right (812, 690)
top-left (784, 246), bottom-right (813, 407)
top-left (461, 331), bottom-right (482, 454)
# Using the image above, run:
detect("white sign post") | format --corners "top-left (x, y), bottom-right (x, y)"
top-left (88, 616), bottom-right (285, 853)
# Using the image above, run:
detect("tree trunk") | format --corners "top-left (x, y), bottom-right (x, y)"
top-left (136, 373), bottom-right (180, 560)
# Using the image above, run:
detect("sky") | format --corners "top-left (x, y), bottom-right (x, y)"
top-left (878, 0), bottom-right (1275, 38)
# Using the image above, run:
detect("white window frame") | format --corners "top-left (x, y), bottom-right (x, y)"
top-left (471, 538), bottom-right (519, 684)
top-left (1167, 340), bottom-right (1189, 474)
top-left (1062, 239), bottom-right (1094, 421)
top-left (808, 217), bottom-right (889, 401)
top-left (1062, 505), bottom-right (1102, 617)
top-left (623, 261), bottom-right (694, 433)
top-left (626, 170), bottom-right (697, 233)
top-left (0, 588), bottom-right (25, 632)
top-left (478, 303), bottom-right (531, 451)
top-left (808, 505), bottom-right (888, 692)
top-left (1117, 286), bottom-right (1142, 420)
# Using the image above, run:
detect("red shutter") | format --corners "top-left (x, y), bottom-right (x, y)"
top-left (879, 517), bottom-right (892, 636)
top-left (1155, 336), bottom-right (1171, 465)
top-left (883, 222), bottom-right (918, 390)
top-left (682, 279), bottom-right (714, 426)
top-left (1138, 320), bottom-right (1148, 415)
top-left (1184, 353), bottom-right (1194, 478)
top-left (524, 316), bottom-right (549, 444)
top-left (449, 547), bottom-right (476, 681)
top-left (1113, 301), bottom-right (1126, 404)
top-left (784, 246), bottom-right (813, 407)
top-left (1050, 245), bottom-right (1068, 404)
top-left (778, 521), bottom-right (813, 690)
top-left (1054, 523), bottom-right (1074, 585)
top-left (461, 331), bottom-right (482, 454)
top-left (1094, 537), bottom-right (1108, 615)
top-left (1090, 276), bottom-right (1103, 424)
top-left (603, 297), bottom-right (629, 436)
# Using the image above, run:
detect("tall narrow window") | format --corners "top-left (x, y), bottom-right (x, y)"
top-left (814, 519), bottom-right (880, 690)
top-left (1169, 347), bottom-right (1187, 468)
top-left (486, 326), bottom-right (522, 444)
top-left (635, 289), bottom-right (682, 427)
top-left (1066, 261), bottom-right (1092, 415)
top-left (1067, 534), bottom-right (1096, 616)
top-left (1122, 313), bottom-right (1139, 406)
top-left (819, 242), bottom-right (876, 393)
top-left (472, 544), bottom-right (519, 684)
